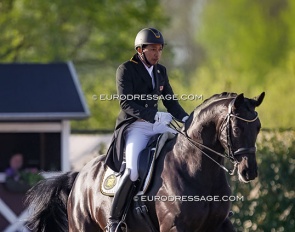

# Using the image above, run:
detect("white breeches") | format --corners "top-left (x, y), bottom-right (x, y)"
top-left (125, 121), bottom-right (175, 181)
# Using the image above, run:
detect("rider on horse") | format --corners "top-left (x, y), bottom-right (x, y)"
top-left (105, 28), bottom-right (189, 231)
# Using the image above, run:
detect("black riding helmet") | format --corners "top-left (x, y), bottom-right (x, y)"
top-left (134, 28), bottom-right (165, 49)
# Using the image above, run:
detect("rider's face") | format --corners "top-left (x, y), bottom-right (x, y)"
top-left (139, 44), bottom-right (163, 66)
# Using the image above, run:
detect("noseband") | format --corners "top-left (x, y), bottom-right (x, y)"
top-left (169, 98), bottom-right (259, 175)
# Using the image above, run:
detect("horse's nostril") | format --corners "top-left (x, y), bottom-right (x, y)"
top-left (245, 172), bottom-right (250, 180)
top-left (246, 169), bottom-right (258, 180)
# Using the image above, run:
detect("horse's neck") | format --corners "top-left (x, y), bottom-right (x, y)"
top-left (172, 119), bottom-right (225, 183)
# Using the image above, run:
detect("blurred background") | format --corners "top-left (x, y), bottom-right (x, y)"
top-left (0, 0), bottom-right (294, 231)
top-left (1, 0), bottom-right (295, 130)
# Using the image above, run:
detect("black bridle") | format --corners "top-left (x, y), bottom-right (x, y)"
top-left (221, 99), bottom-right (258, 161)
top-left (169, 98), bottom-right (259, 175)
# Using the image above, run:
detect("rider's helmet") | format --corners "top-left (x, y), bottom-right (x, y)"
top-left (134, 28), bottom-right (165, 49)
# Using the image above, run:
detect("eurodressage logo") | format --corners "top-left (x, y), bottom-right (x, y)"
top-left (103, 174), bottom-right (117, 190)
top-left (133, 195), bottom-right (244, 202)
top-left (93, 94), bottom-right (204, 101)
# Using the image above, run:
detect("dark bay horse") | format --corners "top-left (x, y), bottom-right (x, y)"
top-left (26, 92), bottom-right (265, 232)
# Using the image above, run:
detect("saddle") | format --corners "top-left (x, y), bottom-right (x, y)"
top-left (100, 132), bottom-right (175, 196)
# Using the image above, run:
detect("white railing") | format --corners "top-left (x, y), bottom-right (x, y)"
top-left (0, 172), bottom-right (64, 232)
top-left (0, 198), bottom-right (30, 232)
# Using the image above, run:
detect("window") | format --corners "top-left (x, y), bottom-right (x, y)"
top-left (0, 133), bottom-right (61, 172)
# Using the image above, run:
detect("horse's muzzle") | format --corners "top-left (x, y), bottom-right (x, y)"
top-left (241, 167), bottom-right (258, 182)
top-left (238, 156), bottom-right (258, 182)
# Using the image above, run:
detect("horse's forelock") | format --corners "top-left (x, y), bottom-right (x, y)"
top-left (233, 97), bottom-right (258, 117)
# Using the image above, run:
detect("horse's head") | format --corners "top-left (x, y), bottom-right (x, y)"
top-left (219, 92), bottom-right (265, 183)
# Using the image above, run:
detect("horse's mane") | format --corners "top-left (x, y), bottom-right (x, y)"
top-left (184, 92), bottom-right (237, 129)
top-left (195, 92), bottom-right (237, 113)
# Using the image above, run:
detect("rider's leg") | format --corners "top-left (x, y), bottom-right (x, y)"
top-left (125, 121), bottom-right (155, 181)
top-left (107, 168), bottom-right (135, 232)
top-left (106, 121), bottom-right (154, 232)
top-left (124, 121), bottom-right (174, 181)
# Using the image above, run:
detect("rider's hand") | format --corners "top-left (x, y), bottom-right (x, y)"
top-left (154, 112), bottom-right (172, 125)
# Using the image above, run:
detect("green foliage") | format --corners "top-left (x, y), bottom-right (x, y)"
top-left (71, 64), bottom-right (119, 130)
top-left (229, 131), bottom-right (295, 231)
top-left (5, 168), bottom-right (44, 193)
top-left (193, 0), bottom-right (295, 129)
top-left (19, 169), bottom-right (44, 186)
top-left (0, 0), bottom-right (168, 63)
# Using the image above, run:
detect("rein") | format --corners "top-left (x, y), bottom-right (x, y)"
top-left (169, 119), bottom-right (238, 175)
top-left (169, 98), bottom-right (258, 175)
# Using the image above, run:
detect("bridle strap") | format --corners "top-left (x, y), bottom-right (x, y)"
top-left (168, 101), bottom-right (259, 175)
top-left (224, 99), bottom-right (258, 160)
top-left (168, 119), bottom-right (236, 174)
top-left (229, 113), bottom-right (259, 123)
top-left (234, 147), bottom-right (256, 155)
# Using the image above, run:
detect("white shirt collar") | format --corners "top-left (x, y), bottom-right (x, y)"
top-left (143, 63), bottom-right (154, 77)
top-left (142, 62), bottom-right (155, 88)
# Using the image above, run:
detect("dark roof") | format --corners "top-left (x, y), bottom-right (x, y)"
top-left (0, 62), bottom-right (90, 120)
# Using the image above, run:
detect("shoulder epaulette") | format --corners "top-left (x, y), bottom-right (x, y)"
top-left (130, 57), bottom-right (138, 64)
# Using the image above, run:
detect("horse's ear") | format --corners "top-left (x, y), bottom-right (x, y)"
top-left (233, 93), bottom-right (244, 109)
top-left (251, 92), bottom-right (265, 107)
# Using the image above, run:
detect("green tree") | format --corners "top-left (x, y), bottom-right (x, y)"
top-left (191, 0), bottom-right (295, 129)
top-left (0, 0), bottom-right (168, 63)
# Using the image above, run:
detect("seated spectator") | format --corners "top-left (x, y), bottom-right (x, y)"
top-left (5, 153), bottom-right (24, 181)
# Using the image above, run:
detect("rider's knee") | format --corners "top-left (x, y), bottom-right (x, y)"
top-left (129, 169), bottom-right (138, 181)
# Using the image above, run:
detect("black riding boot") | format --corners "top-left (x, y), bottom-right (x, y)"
top-left (106, 168), bottom-right (136, 232)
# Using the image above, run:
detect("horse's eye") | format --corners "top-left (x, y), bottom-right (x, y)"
top-left (233, 127), bottom-right (241, 136)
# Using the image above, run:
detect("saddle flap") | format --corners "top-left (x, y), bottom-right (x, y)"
top-left (101, 132), bottom-right (175, 196)
top-left (137, 132), bottom-right (175, 194)
top-left (137, 134), bottom-right (159, 189)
